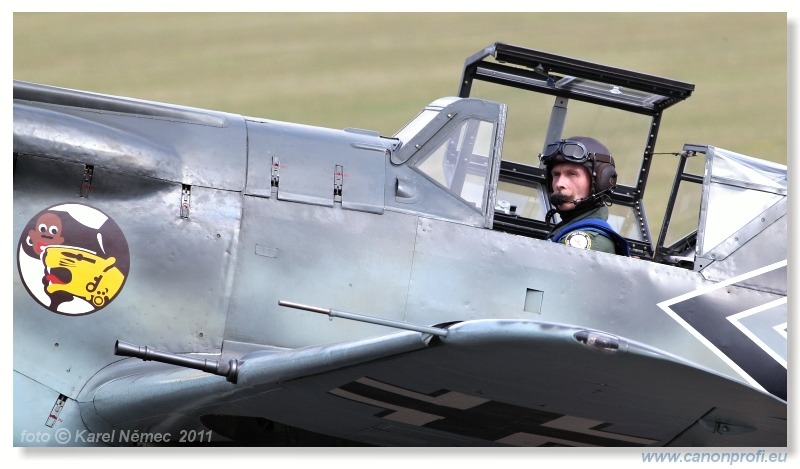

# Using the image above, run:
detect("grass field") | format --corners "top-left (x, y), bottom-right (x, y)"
top-left (12, 12), bottom-right (788, 238)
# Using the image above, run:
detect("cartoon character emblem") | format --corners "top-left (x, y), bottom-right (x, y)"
top-left (17, 204), bottom-right (130, 315)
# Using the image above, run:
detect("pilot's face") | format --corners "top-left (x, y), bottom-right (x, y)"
top-left (550, 162), bottom-right (591, 211)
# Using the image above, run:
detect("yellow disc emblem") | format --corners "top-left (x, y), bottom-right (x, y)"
top-left (564, 231), bottom-right (592, 249)
top-left (17, 203), bottom-right (130, 315)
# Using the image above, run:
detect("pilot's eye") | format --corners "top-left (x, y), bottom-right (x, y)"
top-left (38, 223), bottom-right (47, 233)
top-left (49, 226), bottom-right (59, 235)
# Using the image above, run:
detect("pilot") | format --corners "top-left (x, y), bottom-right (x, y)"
top-left (540, 136), bottom-right (630, 256)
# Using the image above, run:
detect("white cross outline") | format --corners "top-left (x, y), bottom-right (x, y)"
top-left (656, 259), bottom-right (787, 393)
top-left (727, 297), bottom-right (787, 369)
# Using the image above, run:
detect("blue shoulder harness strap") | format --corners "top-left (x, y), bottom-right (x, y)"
top-left (550, 218), bottom-right (631, 256)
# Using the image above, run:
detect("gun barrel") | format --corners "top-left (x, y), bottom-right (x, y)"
top-left (114, 340), bottom-right (239, 383)
top-left (279, 300), bottom-right (448, 337)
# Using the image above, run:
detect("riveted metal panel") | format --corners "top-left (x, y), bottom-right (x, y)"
top-left (404, 216), bottom-right (784, 380)
top-left (245, 119), bottom-right (385, 214)
top-left (340, 144), bottom-right (386, 215)
top-left (13, 155), bottom-right (239, 399)
top-left (14, 373), bottom-right (98, 446)
top-left (225, 196), bottom-right (415, 348)
top-left (14, 89), bottom-right (248, 191)
top-left (700, 215), bottom-right (787, 294)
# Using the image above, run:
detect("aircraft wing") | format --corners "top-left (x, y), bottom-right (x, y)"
top-left (85, 319), bottom-right (786, 447)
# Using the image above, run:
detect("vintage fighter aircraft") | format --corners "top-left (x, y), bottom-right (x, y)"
top-left (13, 42), bottom-right (787, 447)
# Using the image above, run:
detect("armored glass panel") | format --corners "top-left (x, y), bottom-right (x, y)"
top-left (414, 118), bottom-right (494, 211)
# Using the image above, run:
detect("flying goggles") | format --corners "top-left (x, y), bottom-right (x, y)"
top-left (539, 139), bottom-right (613, 165)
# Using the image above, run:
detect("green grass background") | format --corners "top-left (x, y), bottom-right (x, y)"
top-left (13, 12), bottom-right (788, 238)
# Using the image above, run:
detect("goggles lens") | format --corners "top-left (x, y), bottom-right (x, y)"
top-left (540, 140), bottom-right (591, 163)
